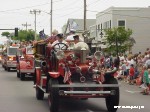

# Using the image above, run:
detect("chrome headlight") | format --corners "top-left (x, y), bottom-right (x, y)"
top-left (94, 51), bottom-right (103, 60)
top-left (9, 57), bottom-right (13, 61)
top-left (56, 50), bottom-right (65, 60)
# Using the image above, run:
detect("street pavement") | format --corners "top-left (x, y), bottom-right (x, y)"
top-left (0, 66), bottom-right (150, 112)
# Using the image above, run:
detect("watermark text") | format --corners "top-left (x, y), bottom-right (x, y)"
top-left (114, 106), bottom-right (144, 109)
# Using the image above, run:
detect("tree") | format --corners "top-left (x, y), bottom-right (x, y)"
top-left (104, 27), bottom-right (133, 55)
top-left (1, 32), bottom-right (10, 37)
top-left (12, 29), bottom-right (35, 41)
top-left (126, 37), bottom-right (136, 53)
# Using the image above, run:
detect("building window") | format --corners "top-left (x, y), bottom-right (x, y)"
top-left (104, 21), bottom-right (110, 29)
top-left (101, 23), bottom-right (102, 30)
top-left (118, 20), bottom-right (125, 27)
top-left (98, 24), bottom-right (100, 30)
top-left (110, 20), bottom-right (111, 28)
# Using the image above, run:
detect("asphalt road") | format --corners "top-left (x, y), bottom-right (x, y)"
top-left (0, 65), bottom-right (150, 112)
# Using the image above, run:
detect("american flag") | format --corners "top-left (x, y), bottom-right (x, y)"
top-left (63, 67), bottom-right (72, 83)
top-left (100, 74), bottom-right (105, 82)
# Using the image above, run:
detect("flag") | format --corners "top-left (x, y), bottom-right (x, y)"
top-left (63, 67), bottom-right (72, 83)
top-left (39, 29), bottom-right (46, 39)
top-left (69, 20), bottom-right (78, 30)
top-left (98, 73), bottom-right (105, 83)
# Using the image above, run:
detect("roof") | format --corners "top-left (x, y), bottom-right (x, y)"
top-left (96, 6), bottom-right (150, 17)
top-left (64, 18), bottom-right (96, 34)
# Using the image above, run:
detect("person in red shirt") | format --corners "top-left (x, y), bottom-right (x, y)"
top-left (129, 64), bottom-right (135, 85)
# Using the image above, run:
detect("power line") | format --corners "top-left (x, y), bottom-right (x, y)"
top-left (53, 0), bottom-right (81, 11)
top-left (87, 0), bottom-right (101, 7)
top-left (86, 10), bottom-right (99, 12)
top-left (0, 3), bottom-right (50, 13)
top-left (53, 0), bottom-right (63, 3)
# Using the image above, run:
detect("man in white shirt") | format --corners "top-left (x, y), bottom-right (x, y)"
top-left (73, 35), bottom-right (89, 50)
top-left (66, 29), bottom-right (76, 41)
top-left (66, 29), bottom-right (83, 42)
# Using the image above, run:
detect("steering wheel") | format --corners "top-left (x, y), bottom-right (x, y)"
top-left (53, 43), bottom-right (68, 52)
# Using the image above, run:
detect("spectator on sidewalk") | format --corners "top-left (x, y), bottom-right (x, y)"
top-left (121, 61), bottom-right (127, 81)
top-left (145, 57), bottom-right (150, 68)
top-left (125, 57), bottom-right (132, 83)
top-left (138, 65), bottom-right (145, 87)
top-left (142, 65), bottom-right (150, 95)
top-left (129, 64), bottom-right (135, 85)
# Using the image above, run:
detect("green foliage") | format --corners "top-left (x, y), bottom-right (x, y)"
top-left (12, 29), bottom-right (35, 41)
top-left (104, 27), bottom-right (133, 55)
top-left (1, 32), bottom-right (10, 37)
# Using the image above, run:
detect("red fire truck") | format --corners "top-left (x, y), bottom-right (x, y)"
top-left (16, 47), bottom-right (35, 81)
top-left (34, 42), bottom-right (119, 112)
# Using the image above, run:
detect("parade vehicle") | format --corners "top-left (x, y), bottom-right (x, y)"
top-left (2, 46), bottom-right (19, 71)
top-left (1, 51), bottom-right (5, 68)
top-left (16, 47), bottom-right (35, 81)
top-left (34, 42), bottom-right (120, 112)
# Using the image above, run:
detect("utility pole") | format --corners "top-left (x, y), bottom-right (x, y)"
top-left (84, 0), bottom-right (87, 31)
top-left (50, 0), bottom-right (53, 36)
top-left (22, 22), bottom-right (31, 31)
top-left (30, 9), bottom-right (41, 40)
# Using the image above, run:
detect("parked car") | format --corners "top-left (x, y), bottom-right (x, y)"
top-left (16, 47), bottom-right (35, 81)
top-left (2, 46), bottom-right (19, 71)
top-left (34, 42), bottom-right (120, 112)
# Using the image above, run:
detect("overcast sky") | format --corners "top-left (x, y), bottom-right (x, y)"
top-left (0, 0), bottom-right (150, 36)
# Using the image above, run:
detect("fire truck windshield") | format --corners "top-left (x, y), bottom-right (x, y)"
top-left (8, 48), bottom-right (18, 55)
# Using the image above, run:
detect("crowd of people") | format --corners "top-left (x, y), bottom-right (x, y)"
top-left (109, 49), bottom-right (150, 95)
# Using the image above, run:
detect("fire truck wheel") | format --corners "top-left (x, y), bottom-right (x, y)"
top-left (105, 78), bottom-right (119, 112)
top-left (17, 71), bottom-right (20, 78)
top-left (36, 87), bottom-right (44, 100)
top-left (48, 79), bottom-right (59, 112)
top-left (4, 66), bottom-right (7, 71)
top-left (20, 73), bottom-right (25, 81)
top-left (7, 67), bottom-right (10, 71)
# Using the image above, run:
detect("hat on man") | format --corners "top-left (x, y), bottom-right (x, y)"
top-left (56, 33), bottom-right (63, 39)
top-left (73, 35), bottom-right (79, 39)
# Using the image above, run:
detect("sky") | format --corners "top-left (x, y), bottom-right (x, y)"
top-left (0, 0), bottom-right (150, 36)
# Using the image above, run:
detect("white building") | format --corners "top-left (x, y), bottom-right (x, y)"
top-left (95, 6), bottom-right (150, 53)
